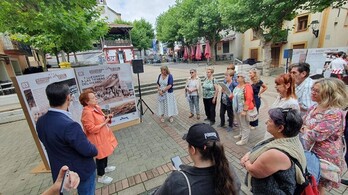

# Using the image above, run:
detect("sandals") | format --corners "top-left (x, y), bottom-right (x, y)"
top-left (169, 117), bottom-right (174, 123)
top-left (188, 113), bottom-right (194, 118)
top-left (160, 117), bottom-right (165, 123)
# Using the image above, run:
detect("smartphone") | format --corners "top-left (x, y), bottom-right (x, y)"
top-left (59, 170), bottom-right (71, 195)
top-left (171, 156), bottom-right (183, 170)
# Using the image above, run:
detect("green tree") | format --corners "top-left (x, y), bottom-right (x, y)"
top-left (130, 19), bottom-right (155, 56)
top-left (156, 0), bottom-right (227, 62)
top-left (0, 0), bottom-right (107, 66)
top-left (219, 0), bottom-right (347, 75)
top-left (156, 6), bottom-right (183, 48)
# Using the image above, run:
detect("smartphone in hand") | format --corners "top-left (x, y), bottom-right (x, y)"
top-left (59, 170), bottom-right (71, 195)
top-left (171, 156), bottom-right (183, 170)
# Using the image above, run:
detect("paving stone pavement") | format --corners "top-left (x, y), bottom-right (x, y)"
top-left (0, 62), bottom-right (347, 194)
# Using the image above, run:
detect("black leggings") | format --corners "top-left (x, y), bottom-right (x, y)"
top-left (96, 157), bottom-right (108, 176)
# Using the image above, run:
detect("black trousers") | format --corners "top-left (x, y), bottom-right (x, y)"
top-left (203, 97), bottom-right (216, 122)
top-left (96, 157), bottom-right (108, 176)
top-left (220, 103), bottom-right (233, 127)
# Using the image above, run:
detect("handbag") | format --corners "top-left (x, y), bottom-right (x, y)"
top-left (308, 142), bottom-right (341, 183)
top-left (246, 107), bottom-right (258, 122)
top-left (319, 159), bottom-right (341, 183)
top-left (243, 84), bottom-right (258, 122)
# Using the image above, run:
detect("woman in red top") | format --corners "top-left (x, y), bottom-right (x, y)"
top-left (232, 72), bottom-right (254, 145)
top-left (79, 89), bottom-right (118, 184)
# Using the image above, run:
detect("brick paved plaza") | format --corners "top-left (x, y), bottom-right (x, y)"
top-left (0, 62), bottom-right (347, 194)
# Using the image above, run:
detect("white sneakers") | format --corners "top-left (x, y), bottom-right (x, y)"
top-left (236, 140), bottom-right (247, 146)
top-left (105, 166), bottom-right (116, 173)
top-left (97, 166), bottom-right (116, 184)
top-left (98, 175), bottom-right (113, 184)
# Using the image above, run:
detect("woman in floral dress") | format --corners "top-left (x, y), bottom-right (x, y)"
top-left (301, 78), bottom-right (348, 194)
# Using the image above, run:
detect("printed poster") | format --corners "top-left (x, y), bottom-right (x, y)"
top-left (75, 64), bottom-right (139, 126)
top-left (15, 69), bottom-right (83, 166)
top-left (16, 69), bottom-right (82, 126)
top-left (292, 47), bottom-right (348, 76)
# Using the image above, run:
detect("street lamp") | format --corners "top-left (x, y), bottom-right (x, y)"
top-left (310, 20), bottom-right (320, 38)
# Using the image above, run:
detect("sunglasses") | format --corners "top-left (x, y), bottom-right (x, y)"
top-left (190, 72), bottom-right (194, 74)
top-left (227, 68), bottom-right (234, 70)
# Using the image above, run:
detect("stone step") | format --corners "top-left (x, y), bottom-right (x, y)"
top-left (0, 109), bottom-right (25, 124)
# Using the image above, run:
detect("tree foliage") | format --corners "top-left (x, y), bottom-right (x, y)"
top-left (130, 19), bottom-right (155, 52)
top-left (0, 0), bottom-right (108, 63)
top-left (156, 6), bottom-right (183, 48)
top-left (156, 0), bottom-right (227, 60)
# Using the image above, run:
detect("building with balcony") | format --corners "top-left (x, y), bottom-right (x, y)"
top-left (242, 5), bottom-right (348, 68)
top-left (0, 34), bottom-right (32, 95)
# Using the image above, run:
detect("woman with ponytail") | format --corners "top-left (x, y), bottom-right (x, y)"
top-left (154, 123), bottom-right (241, 195)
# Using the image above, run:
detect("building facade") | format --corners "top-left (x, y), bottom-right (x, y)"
top-left (242, 5), bottom-right (348, 68)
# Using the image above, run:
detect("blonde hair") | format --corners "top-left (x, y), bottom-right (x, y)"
top-left (206, 67), bottom-right (214, 73)
top-left (225, 70), bottom-right (235, 77)
top-left (160, 65), bottom-right (170, 74)
top-left (314, 78), bottom-right (348, 108)
top-left (249, 68), bottom-right (260, 83)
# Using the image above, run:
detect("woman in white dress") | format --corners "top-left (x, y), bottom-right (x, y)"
top-left (156, 65), bottom-right (178, 123)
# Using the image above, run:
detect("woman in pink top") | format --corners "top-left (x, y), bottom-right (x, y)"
top-left (232, 71), bottom-right (255, 145)
top-left (301, 78), bottom-right (347, 193)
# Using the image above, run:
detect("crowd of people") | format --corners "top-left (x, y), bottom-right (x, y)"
top-left (35, 55), bottom-right (347, 194)
top-left (154, 57), bottom-right (348, 194)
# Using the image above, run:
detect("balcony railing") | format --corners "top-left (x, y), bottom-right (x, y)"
top-left (0, 35), bottom-right (32, 56)
top-left (103, 39), bottom-right (132, 47)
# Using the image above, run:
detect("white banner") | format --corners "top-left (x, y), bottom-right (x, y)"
top-left (74, 64), bottom-right (139, 125)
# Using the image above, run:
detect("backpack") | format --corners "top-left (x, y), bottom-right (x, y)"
top-left (286, 153), bottom-right (319, 195)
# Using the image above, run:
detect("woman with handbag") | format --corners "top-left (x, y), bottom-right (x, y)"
top-left (154, 123), bottom-right (241, 195)
top-left (185, 69), bottom-right (201, 120)
top-left (232, 72), bottom-right (254, 145)
top-left (301, 78), bottom-right (348, 194)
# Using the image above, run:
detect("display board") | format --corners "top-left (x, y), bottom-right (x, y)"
top-left (292, 47), bottom-right (348, 77)
top-left (13, 69), bottom-right (81, 170)
top-left (74, 64), bottom-right (139, 126)
top-left (12, 64), bottom-right (140, 172)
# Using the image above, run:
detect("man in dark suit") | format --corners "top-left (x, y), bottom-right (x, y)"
top-left (37, 81), bottom-right (98, 195)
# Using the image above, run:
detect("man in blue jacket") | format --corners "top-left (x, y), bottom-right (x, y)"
top-left (37, 81), bottom-right (98, 195)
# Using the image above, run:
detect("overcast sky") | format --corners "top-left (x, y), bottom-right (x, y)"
top-left (107, 0), bottom-right (176, 27)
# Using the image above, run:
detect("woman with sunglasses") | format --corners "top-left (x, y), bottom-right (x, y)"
top-left (301, 78), bottom-right (348, 194)
top-left (241, 108), bottom-right (306, 194)
top-left (185, 69), bottom-right (202, 119)
top-left (202, 67), bottom-right (218, 125)
top-left (232, 72), bottom-right (254, 145)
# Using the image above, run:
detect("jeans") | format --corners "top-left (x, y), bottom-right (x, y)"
top-left (96, 157), bottom-right (108, 176)
top-left (188, 95), bottom-right (200, 114)
top-left (203, 97), bottom-right (216, 122)
top-left (77, 170), bottom-right (96, 195)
